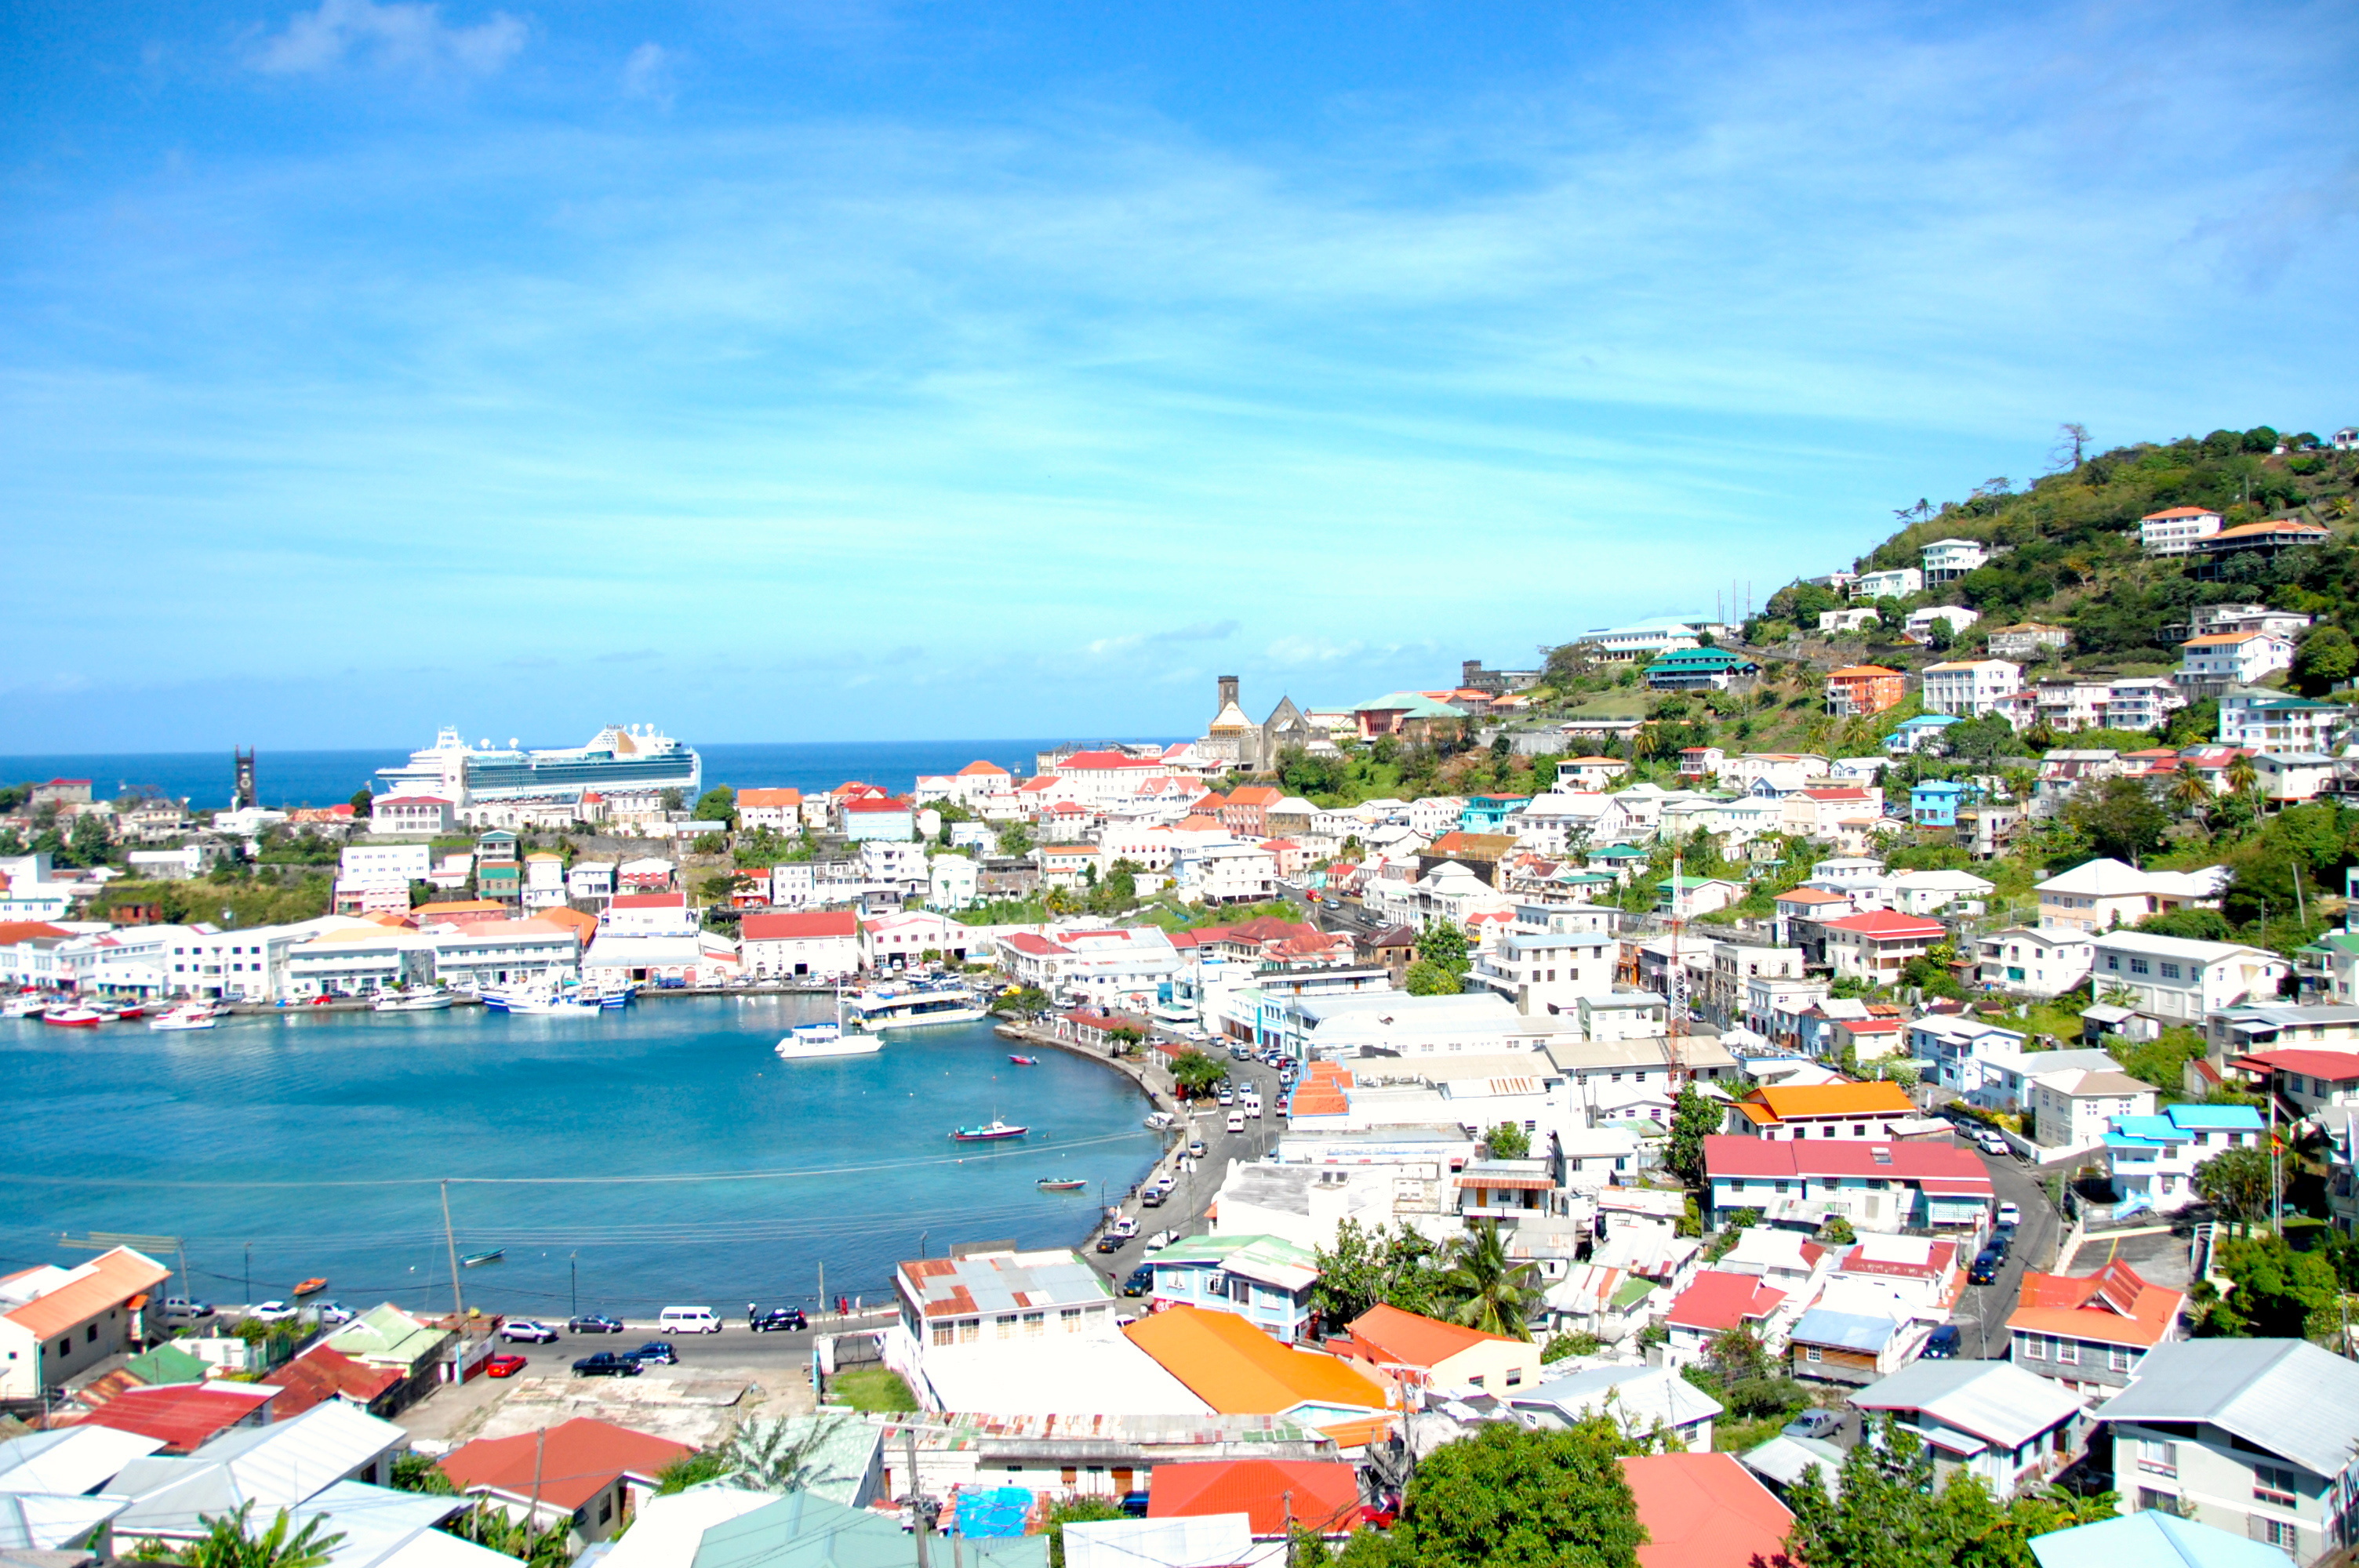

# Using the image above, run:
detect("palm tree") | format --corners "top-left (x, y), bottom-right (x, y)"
top-left (1438, 1221), bottom-right (1539, 1341)
top-left (2168, 763), bottom-right (2212, 826)
top-left (2226, 751), bottom-right (2259, 808)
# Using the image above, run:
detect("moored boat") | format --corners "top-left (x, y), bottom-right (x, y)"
top-left (951, 1120), bottom-right (1027, 1142)
top-left (774, 1022), bottom-right (884, 1061)
top-left (373, 989), bottom-right (454, 1012)
top-left (1036, 1178), bottom-right (1087, 1192)
top-left (149, 1005), bottom-right (219, 1032)
top-left (293, 1277), bottom-right (328, 1297)
top-left (1009, 1054), bottom-right (1038, 1065)
top-left (848, 979), bottom-right (987, 1033)
top-left (460, 1249), bottom-right (505, 1267)
top-left (42, 1008), bottom-right (102, 1028)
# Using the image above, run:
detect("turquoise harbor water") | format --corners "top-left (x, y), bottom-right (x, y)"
top-left (0, 996), bottom-right (1161, 1316)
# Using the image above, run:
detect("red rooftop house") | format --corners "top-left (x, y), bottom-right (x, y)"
top-left (2005, 1258), bottom-right (2185, 1396)
top-left (1703, 1134), bottom-right (1993, 1234)
top-left (739, 910), bottom-right (861, 981)
top-left (75, 1383), bottom-right (278, 1454)
top-left (1662, 1272), bottom-right (1788, 1363)
top-left (1148, 1458), bottom-right (1364, 1541)
top-left (1336, 1304), bottom-right (1541, 1395)
top-left (1620, 1452), bottom-right (1794, 1568)
top-left (439, 1417), bottom-right (692, 1544)
top-left (1819, 909), bottom-right (1946, 984)
top-left (259, 1343), bottom-right (406, 1418)
top-left (1823, 666), bottom-right (1907, 718)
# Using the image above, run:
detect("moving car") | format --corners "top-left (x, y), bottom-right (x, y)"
top-left (1226, 1111), bottom-right (1245, 1134)
top-left (500, 1319), bottom-right (560, 1344)
top-left (571, 1352), bottom-right (639, 1377)
top-left (750, 1307), bottom-right (808, 1333)
top-left (1921, 1325), bottom-right (1962, 1360)
top-left (485, 1353), bottom-right (529, 1378)
top-left (1110, 1216), bottom-right (1140, 1240)
top-left (626, 1341), bottom-right (679, 1367)
top-left (659, 1306), bottom-right (722, 1334)
top-left (1968, 1247), bottom-right (2003, 1286)
top-left (1977, 1131), bottom-right (2010, 1157)
top-left (1996, 1201), bottom-right (2023, 1227)
top-left (567, 1314), bottom-right (624, 1334)
top-left (1186, 1138), bottom-right (1207, 1159)
top-left (1783, 1410), bottom-right (1844, 1441)
top-left (1095, 1234), bottom-right (1126, 1254)
top-left (1140, 1186), bottom-right (1169, 1207)
top-left (1121, 1267), bottom-right (1153, 1298)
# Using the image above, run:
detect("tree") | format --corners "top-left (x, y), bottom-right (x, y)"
top-left (1439, 1221), bottom-right (1539, 1340)
top-left (1043, 1497), bottom-right (1126, 1568)
top-left (442, 1503), bottom-right (571, 1568)
top-left (996, 822), bottom-right (1034, 858)
top-left (133, 1504), bottom-right (347, 1568)
top-left (692, 786), bottom-right (736, 822)
top-left (1785, 1417), bottom-right (2117, 1567)
top-left (1390, 1420), bottom-right (1645, 1568)
top-left (2208, 1232), bottom-right (2343, 1339)
top-left (2051, 421), bottom-right (2091, 471)
top-left (2167, 763), bottom-right (2213, 826)
top-left (1940, 713), bottom-right (2016, 763)
top-left (2291, 625), bottom-right (2357, 697)
top-left (1402, 959), bottom-right (1463, 996)
top-left (2064, 779), bottom-right (2170, 865)
top-left (1310, 1220), bottom-right (1446, 1326)
top-left (1663, 1083), bottom-right (1723, 1187)
top-left (1416, 920), bottom-right (1473, 978)
top-left (390, 1454), bottom-right (454, 1494)
top-left (2225, 752), bottom-right (2259, 804)
top-left (1483, 1123), bottom-right (1530, 1160)
top-left (1170, 1048), bottom-right (1227, 1099)
top-left (2192, 1145), bottom-right (2279, 1225)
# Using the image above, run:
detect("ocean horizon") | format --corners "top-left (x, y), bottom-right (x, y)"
top-left (0, 739), bottom-right (1182, 811)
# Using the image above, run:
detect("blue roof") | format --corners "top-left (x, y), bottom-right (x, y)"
top-left (2166, 1105), bottom-right (2265, 1131)
top-left (1899, 714), bottom-right (1961, 729)
top-left (2029, 1511), bottom-right (2297, 1568)
top-left (2108, 1115), bottom-right (2190, 1145)
top-left (1789, 1309), bottom-right (1899, 1353)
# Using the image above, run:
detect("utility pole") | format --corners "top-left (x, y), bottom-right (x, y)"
top-left (530, 1427), bottom-right (546, 1537)
top-left (440, 1180), bottom-right (464, 1317)
top-left (904, 1425), bottom-right (933, 1568)
top-left (244, 1242), bottom-right (252, 1308)
top-left (570, 1253), bottom-right (578, 1319)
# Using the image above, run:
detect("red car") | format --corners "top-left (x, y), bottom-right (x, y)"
top-left (485, 1353), bottom-right (529, 1378)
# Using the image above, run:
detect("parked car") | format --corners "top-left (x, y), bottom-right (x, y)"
top-left (1968, 1248), bottom-right (2003, 1286)
top-left (485, 1353), bottom-right (529, 1378)
top-left (1921, 1325), bottom-right (1962, 1360)
top-left (1783, 1410), bottom-right (1844, 1441)
top-left (1216, 1087), bottom-right (1234, 1106)
top-left (1986, 1229), bottom-right (2012, 1260)
top-left (500, 1319), bottom-right (560, 1344)
top-left (1110, 1216), bottom-right (1140, 1239)
top-left (313, 1301), bottom-right (356, 1326)
top-left (1151, 1174), bottom-right (1177, 1194)
top-left (1186, 1138), bottom-right (1207, 1159)
top-left (567, 1314), bottom-right (624, 1334)
top-left (1095, 1234), bottom-right (1126, 1254)
top-left (1118, 1493), bottom-right (1151, 1519)
top-left (1140, 1187), bottom-right (1169, 1207)
top-left (249, 1301), bottom-right (297, 1323)
top-left (571, 1352), bottom-right (639, 1377)
top-left (750, 1307), bottom-right (808, 1333)
top-left (626, 1341), bottom-right (679, 1367)
top-left (1978, 1131), bottom-right (2011, 1157)
top-left (1996, 1201), bottom-right (2023, 1227)
top-left (1121, 1267), bottom-right (1153, 1298)
top-left (161, 1298), bottom-right (213, 1325)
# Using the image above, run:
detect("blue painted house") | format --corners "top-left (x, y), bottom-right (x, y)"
top-left (1145, 1232), bottom-right (1321, 1341)
top-left (1910, 779), bottom-right (1981, 828)
top-left (1459, 795), bottom-right (1532, 833)
top-left (1886, 713), bottom-right (1962, 755)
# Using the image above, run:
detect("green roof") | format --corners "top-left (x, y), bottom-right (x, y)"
top-left (1152, 1232), bottom-right (1319, 1270)
top-left (1354, 691), bottom-right (1466, 717)
top-left (325, 1304), bottom-right (449, 1368)
top-left (1610, 1277), bottom-right (1657, 1308)
top-left (1589, 845), bottom-right (1648, 860)
top-left (1648, 648), bottom-right (1757, 670)
top-left (126, 1343), bottom-right (210, 1386)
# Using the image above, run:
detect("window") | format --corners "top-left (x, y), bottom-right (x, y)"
top-left (1023, 1311), bottom-right (1045, 1337)
top-left (1805, 1345), bottom-right (1823, 1362)
top-left (2160, 962), bottom-right (2181, 979)
top-left (2139, 1439), bottom-right (2178, 1476)
top-left (958, 1319), bottom-right (979, 1344)
top-left (2253, 1465), bottom-right (2300, 1507)
top-left (932, 1323), bottom-right (954, 1347)
top-left (995, 1315), bottom-right (1016, 1340)
top-left (2108, 1345), bottom-right (2135, 1372)
top-left (2053, 1338), bottom-right (2077, 1365)
top-left (2129, 958), bottom-right (2150, 975)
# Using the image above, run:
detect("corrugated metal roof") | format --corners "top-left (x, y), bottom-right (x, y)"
top-left (2094, 1339), bottom-right (2359, 1477)
top-left (1851, 1360), bottom-right (2080, 1451)
top-left (1789, 1309), bottom-right (1899, 1353)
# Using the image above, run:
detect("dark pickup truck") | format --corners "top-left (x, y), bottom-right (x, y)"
top-left (571, 1352), bottom-right (641, 1378)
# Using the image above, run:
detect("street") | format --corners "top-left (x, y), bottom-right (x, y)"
top-left (1950, 1145), bottom-right (2063, 1360)
top-left (1080, 1045), bottom-right (1289, 1290)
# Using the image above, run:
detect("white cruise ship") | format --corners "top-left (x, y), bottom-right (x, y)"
top-left (375, 724), bottom-right (701, 805)
top-left (846, 979), bottom-right (988, 1032)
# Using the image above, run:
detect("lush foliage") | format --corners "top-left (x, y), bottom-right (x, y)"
top-left (1386, 1420), bottom-right (1647, 1568)
top-left (1785, 1419), bottom-right (2118, 1567)
top-left (1044, 1496), bottom-right (1126, 1568)
top-left (129, 1504), bottom-right (346, 1568)
top-left (1170, 1048), bottom-right (1229, 1099)
top-left (1483, 1123), bottom-right (1531, 1160)
top-left (2192, 1146), bottom-right (2281, 1225)
top-left (1663, 1084), bottom-right (1723, 1188)
top-left (1310, 1220), bottom-right (1448, 1325)
top-left (1438, 1221), bottom-right (1540, 1341)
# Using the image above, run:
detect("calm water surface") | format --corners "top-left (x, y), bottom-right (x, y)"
top-left (0, 996), bottom-right (1159, 1316)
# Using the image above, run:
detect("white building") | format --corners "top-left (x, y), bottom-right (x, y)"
top-left (2175, 632), bottom-right (2295, 692)
top-left (369, 796), bottom-right (456, 835)
top-left (567, 861), bottom-right (616, 909)
top-left (2137, 506), bottom-right (2223, 555)
top-left (2028, 1067), bottom-right (2157, 1155)
top-left (929, 854), bottom-right (980, 909)
top-left (1973, 927), bottom-right (2094, 999)
top-left (2100, 677), bottom-right (2185, 732)
top-left (1172, 840), bottom-right (1278, 906)
top-left (1903, 604), bottom-right (1980, 639)
top-left (884, 1248), bottom-right (1148, 1414)
top-left (1469, 931), bottom-right (1617, 1017)
top-left (2088, 931), bottom-right (2289, 1021)
top-left (2036, 859), bottom-right (2228, 933)
top-left (601, 892), bottom-right (699, 936)
top-left (2103, 1105), bottom-right (2266, 1218)
top-left (580, 930), bottom-right (740, 988)
top-left (1919, 539), bottom-right (1987, 584)
top-left (522, 852), bottom-right (567, 912)
top-left (996, 925), bottom-right (1180, 1007)
top-left (431, 919), bottom-right (583, 992)
top-left (286, 926), bottom-right (441, 997)
top-left (1852, 567), bottom-right (1922, 599)
top-left (340, 843), bottom-right (432, 887)
top-left (739, 911), bottom-right (861, 980)
top-left (2218, 691), bottom-right (2346, 751)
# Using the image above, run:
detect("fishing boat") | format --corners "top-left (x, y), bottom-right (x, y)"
top-left (149, 1005), bottom-right (219, 1032)
top-left (847, 978), bottom-right (987, 1033)
top-left (41, 1008), bottom-right (102, 1028)
top-left (460, 1249), bottom-right (506, 1268)
top-left (578, 982), bottom-right (637, 1010)
top-left (951, 1120), bottom-right (1028, 1142)
top-left (107, 1004), bottom-right (145, 1021)
top-left (293, 1277), bottom-right (328, 1297)
top-left (1008, 1054), bottom-right (1039, 1066)
top-left (1036, 1178), bottom-right (1087, 1192)
top-left (373, 989), bottom-right (453, 1012)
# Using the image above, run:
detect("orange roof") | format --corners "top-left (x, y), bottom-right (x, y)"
top-left (356, 910), bottom-right (418, 928)
top-left (1149, 1459), bottom-right (1361, 1537)
top-left (0, 1247), bottom-right (171, 1341)
top-left (2212, 519), bottom-right (2329, 540)
top-left (1621, 1453), bottom-right (1793, 1568)
top-left (1287, 1062), bottom-right (1353, 1117)
top-left (413, 899), bottom-right (505, 916)
top-left (2142, 506), bottom-right (2218, 521)
top-left (2005, 1258), bottom-right (2183, 1348)
top-left (1124, 1306), bottom-right (1387, 1417)
top-left (1346, 1303), bottom-right (1516, 1370)
top-left (1738, 1082), bottom-right (1915, 1123)
top-left (1825, 665), bottom-right (1904, 680)
top-left (956, 760), bottom-right (1012, 777)
top-left (0, 921), bottom-right (71, 944)
top-left (441, 1417), bottom-right (692, 1512)
top-left (736, 788), bottom-right (803, 807)
top-left (1226, 786), bottom-right (1284, 808)
top-left (533, 906), bottom-right (599, 942)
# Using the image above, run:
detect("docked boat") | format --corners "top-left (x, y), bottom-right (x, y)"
top-left (460, 1249), bottom-right (505, 1268)
top-left (41, 1008), bottom-right (102, 1028)
top-left (774, 1021), bottom-right (884, 1061)
top-left (951, 1120), bottom-right (1028, 1142)
top-left (149, 1005), bottom-right (219, 1032)
top-left (373, 989), bottom-right (453, 1012)
top-left (293, 1277), bottom-right (328, 1297)
top-left (847, 979), bottom-right (987, 1033)
top-left (1036, 1178), bottom-right (1087, 1192)
top-left (578, 982), bottom-right (637, 1010)
top-left (507, 996), bottom-right (598, 1018)
top-left (2, 996), bottom-right (47, 1019)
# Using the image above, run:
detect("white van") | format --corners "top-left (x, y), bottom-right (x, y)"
top-left (659, 1306), bottom-right (722, 1334)
top-left (1241, 1093), bottom-right (1263, 1119)
top-left (1225, 1110), bottom-right (1245, 1134)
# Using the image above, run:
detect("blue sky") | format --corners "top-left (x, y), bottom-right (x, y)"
top-left (5, 0), bottom-right (2355, 751)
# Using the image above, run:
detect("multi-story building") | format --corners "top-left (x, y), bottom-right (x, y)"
top-left (0, 1246), bottom-right (174, 1399)
top-left (2138, 506), bottom-right (2223, 554)
top-left (2028, 1066), bottom-right (2156, 1152)
top-left (2006, 1259), bottom-right (2184, 1398)
top-left (2103, 1103), bottom-right (2265, 1214)
top-left (1817, 910), bottom-right (1945, 982)
top-left (1144, 1234), bottom-right (1319, 1341)
top-left (995, 925), bottom-right (1180, 1007)
top-left (1852, 568), bottom-right (1922, 599)
top-left (1727, 1081), bottom-right (1918, 1142)
top-left (2095, 1338), bottom-right (2359, 1563)
top-left (738, 910), bottom-right (860, 979)
top-left (2100, 677), bottom-right (2185, 731)
top-left (369, 795), bottom-right (456, 835)
top-left (1703, 1134), bottom-right (1993, 1233)
top-left (1852, 1361), bottom-right (2086, 1501)
top-left (1468, 930), bottom-right (1616, 1017)
top-left (1973, 926), bottom-right (2094, 998)
top-left (430, 919), bottom-right (583, 992)
top-left (2089, 931), bottom-right (2289, 1021)
top-left (734, 787), bottom-right (805, 832)
top-left (2175, 631), bottom-right (2295, 694)
top-left (2188, 602), bottom-right (2314, 641)
top-left (1823, 666), bottom-right (1906, 717)
top-left (1920, 539), bottom-right (1987, 584)
top-left (1921, 659), bottom-right (2020, 717)
top-left (2035, 858), bottom-right (2227, 933)
top-left (2219, 691), bottom-right (2346, 751)
top-left (886, 1247), bottom-right (1126, 1412)
top-left (1986, 622), bottom-right (2072, 660)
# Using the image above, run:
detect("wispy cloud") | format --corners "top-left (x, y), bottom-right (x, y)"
top-left (249, 0), bottom-right (527, 77)
top-left (620, 42), bottom-right (678, 108)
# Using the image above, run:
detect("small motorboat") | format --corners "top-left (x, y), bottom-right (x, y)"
top-left (293, 1277), bottom-right (329, 1297)
top-left (3, 993), bottom-right (49, 1019)
top-left (149, 1006), bottom-right (219, 1032)
top-left (1036, 1178), bottom-right (1088, 1192)
top-left (108, 1004), bottom-right (145, 1020)
top-left (460, 1249), bottom-right (506, 1268)
top-left (42, 1008), bottom-right (103, 1028)
top-left (1009, 1054), bottom-right (1039, 1066)
top-left (373, 989), bottom-right (453, 1012)
top-left (506, 997), bottom-right (598, 1018)
top-left (951, 1120), bottom-right (1028, 1142)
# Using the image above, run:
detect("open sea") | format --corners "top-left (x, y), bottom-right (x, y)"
top-left (0, 997), bottom-right (1162, 1316)
top-left (0, 740), bottom-right (1147, 811)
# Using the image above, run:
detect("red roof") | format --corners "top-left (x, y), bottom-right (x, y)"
top-left (2007, 1258), bottom-right (2184, 1349)
top-left (1620, 1453), bottom-right (1794, 1568)
top-left (1798, 788), bottom-right (1873, 803)
top-left (1149, 1458), bottom-right (1362, 1537)
top-left (609, 892), bottom-right (685, 909)
top-left (75, 1384), bottom-right (278, 1454)
top-left (1705, 1134), bottom-right (1992, 1191)
top-left (844, 797), bottom-right (911, 812)
top-left (1776, 887), bottom-right (1849, 906)
top-left (1664, 1270), bottom-right (1787, 1333)
top-left (373, 796), bottom-right (453, 808)
top-left (260, 1344), bottom-right (404, 1417)
top-left (1821, 910), bottom-right (1946, 939)
top-left (1346, 1304), bottom-right (1518, 1370)
top-left (956, 760), bottom-right (1011, 777)
top-left (441, 1417), bottom-right (692, 1512)
top-left (736, 788), bottom-right (802, 808)
top-left (0, 921), bottom-right (71, 945)
top-left (2143, 506), bottom-right (2218, 521)
top-left (2232, 1049), bottom-right (2359, 1083)
top-left (741, 911), bottom-right (860, 940)
top-left (1058, 751), bottom-right (1166, 771)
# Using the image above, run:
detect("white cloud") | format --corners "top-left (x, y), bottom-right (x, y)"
top-left (250, 0), bottom-right (526, 77)
top-left (621, 42), bottom-right (677, 108)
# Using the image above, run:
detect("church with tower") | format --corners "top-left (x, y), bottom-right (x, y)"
top-left (1199, 676), bottom-right (1316, 773)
